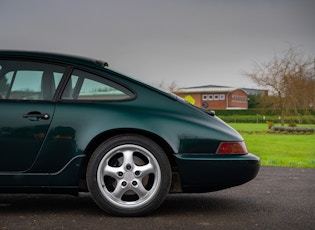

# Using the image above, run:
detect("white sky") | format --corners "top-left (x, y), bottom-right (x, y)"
top-left (1, 0), bottom-right (314, 89)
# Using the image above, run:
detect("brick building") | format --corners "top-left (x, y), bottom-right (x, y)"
top-left (174, 85), bottom-right (248, 110)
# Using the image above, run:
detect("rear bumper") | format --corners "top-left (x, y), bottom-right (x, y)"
top-left (174, 153), bottom-right (260, 193)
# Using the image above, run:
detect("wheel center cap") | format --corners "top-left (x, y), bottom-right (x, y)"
top-left (124, 172), bottom-right (134, 181)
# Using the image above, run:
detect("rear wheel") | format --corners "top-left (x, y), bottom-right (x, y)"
top-left (86, 134), bottom-right (171, 216)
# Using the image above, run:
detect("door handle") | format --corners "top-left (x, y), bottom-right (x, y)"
top-left (23, 112), bottom-right (50, 120)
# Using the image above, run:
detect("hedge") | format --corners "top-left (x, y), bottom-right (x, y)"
top-left (213, 108), bottom-right (315, 116)
top-left (218, 115), bottom-right (315, 124)
top-left (269, 126), bottom-right (314, 134)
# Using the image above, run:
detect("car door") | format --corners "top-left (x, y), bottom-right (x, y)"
top-left (0, 60), bottom-right (65, 172)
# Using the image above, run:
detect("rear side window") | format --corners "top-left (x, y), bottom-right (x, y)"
top-left (61, 69), bottom-right (134, 101)
top-left (0, 60), bottom-right (65, 100)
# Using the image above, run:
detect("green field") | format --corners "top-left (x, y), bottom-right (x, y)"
top-left (228, 123), bottom-right (315, 168)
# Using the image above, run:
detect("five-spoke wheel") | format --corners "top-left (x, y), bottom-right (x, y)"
top-left (87, 134), bottom-right (171, 216)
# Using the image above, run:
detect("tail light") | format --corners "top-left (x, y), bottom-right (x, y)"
top-left (216, 142), bottom-right (248, 155)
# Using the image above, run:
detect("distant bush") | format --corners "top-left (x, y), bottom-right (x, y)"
top-left (267, 121), bottom-right (274, 129)
top-left (218, 115), bottom-right (315, 124)
top-left (214, 108), bottom-right (315, 116)
top-left (268, 126), bottom-right (314, 134)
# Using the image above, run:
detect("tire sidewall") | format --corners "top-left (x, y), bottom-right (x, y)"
top-left (86, 134), bottom-right (171, 216)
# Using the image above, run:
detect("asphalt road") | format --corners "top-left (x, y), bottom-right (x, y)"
top-left (0, 166), bottom-right (314, 230)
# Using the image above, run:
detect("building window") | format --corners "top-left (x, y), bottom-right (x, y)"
top-left (208, 94), bottom-right (213, 100)
top-left (220, 94), bottom-right (225, 100)
top-left (214, 94), bottom-right (219, 100)
top-left (232, 95), bottom-right (247, 103)
top-left (202, 94), bottom-right (208, 100)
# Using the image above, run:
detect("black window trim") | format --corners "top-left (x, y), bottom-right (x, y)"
top-left (57, 67), bottom-right (137, 103)
top-left (0, 58), bottom-right (68, 102)
top-left (0, 57), bottom-right (137, 103)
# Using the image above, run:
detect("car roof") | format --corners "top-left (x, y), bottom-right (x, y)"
top-left (0, 50), bottom-right (179, 101)
top-left (0, 50), bottom-right (108, 69)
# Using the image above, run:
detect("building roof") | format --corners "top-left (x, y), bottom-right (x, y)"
top-left (176, 84), bottom-right (268, 95)
top-left (176, 85), bottom-right (245, 94)
top-left (242, 88), bottom-right (268, 95)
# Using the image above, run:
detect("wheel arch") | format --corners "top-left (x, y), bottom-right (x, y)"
top-left (79, 128), bottom-right (177, 190)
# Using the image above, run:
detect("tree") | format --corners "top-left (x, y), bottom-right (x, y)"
top-left (245, 47), bottom-right (315, 126)
top-left (248, 94), bottom-right (263, 109)
top-left (156, 80), bottom-right (178, 92)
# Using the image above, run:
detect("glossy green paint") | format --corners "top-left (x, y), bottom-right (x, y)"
top-left (30, 98), bottom-right (242, 173)
top-left (0, 101), bottom-right (55, 171)
top-left (174, 153), bottom-right (260, 192)
top-left (0, 50), bottom-right (259, 194)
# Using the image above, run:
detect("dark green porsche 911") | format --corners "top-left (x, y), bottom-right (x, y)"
top-left (0, 50), bottom-right (259, 216)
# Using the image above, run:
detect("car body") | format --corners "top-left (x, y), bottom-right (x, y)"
top-left (0, 50), bottom-right (260, 216)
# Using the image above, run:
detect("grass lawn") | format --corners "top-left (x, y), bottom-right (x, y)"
top-left (228, 123), bottom-right (315, 168)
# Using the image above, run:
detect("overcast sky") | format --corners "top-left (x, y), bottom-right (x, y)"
top-left (1, 0), bottom-right (314, 89)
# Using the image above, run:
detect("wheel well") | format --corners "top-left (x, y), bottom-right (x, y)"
top-left (79, 129), bottom-right (177, 191)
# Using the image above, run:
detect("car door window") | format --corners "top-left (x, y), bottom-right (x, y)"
top-left (0, 60), bottom-right (65, 101)
top-left (61, 69), bottom-right (134, 101)
top-left (9, 71), bottom-right (42, 100)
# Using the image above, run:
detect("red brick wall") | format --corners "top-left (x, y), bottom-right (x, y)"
top-left (229, 90), bottom-right (248, 109)
top-left (176, 93), bottom-right (202, 107)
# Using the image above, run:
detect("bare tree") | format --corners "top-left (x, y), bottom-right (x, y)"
top-left (156, 80), bottom-right (178, 92)
top-left (245, 46), bottom-right (314, 126)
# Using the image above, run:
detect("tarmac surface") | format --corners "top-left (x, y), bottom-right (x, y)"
top-left (0, 166), bottom-right (314, 230)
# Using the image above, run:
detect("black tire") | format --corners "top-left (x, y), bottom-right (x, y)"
top-left (86, 134), bottom-right (171, 216)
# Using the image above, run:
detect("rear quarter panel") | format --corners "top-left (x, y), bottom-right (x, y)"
top-left (31, 92), bottom-right (244, 174)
